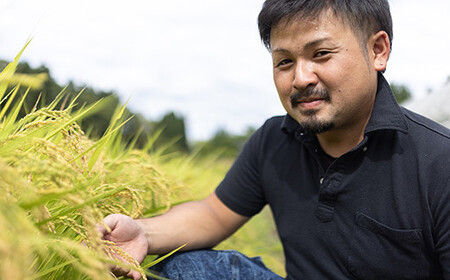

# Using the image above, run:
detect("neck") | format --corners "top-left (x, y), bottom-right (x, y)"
top-left (317, 108), bottom-right (373, 158)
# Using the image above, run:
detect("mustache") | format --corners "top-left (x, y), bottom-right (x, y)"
top-left (290, 87), bottom-right (331, 108)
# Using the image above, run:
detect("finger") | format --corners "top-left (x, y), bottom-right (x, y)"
top-left (127, 269), bottom-right (142, 280)
top-left (110, 264), bottom-right (133, 279)
top-left (103, 214), bottom-right (121, 231)
top-left (97, 214), bottom-right (120, 238)
top-left (110, 263), bottom-right (142, 280)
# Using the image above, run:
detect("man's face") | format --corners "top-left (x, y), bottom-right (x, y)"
top-left (270, 11), bottom-right (379, 134)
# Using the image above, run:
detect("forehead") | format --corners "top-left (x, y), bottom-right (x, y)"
top-left (270, 10), bottom-right (354, 49)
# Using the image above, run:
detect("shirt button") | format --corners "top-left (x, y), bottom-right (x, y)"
top-left (362, 147), bottom-right (368, 152)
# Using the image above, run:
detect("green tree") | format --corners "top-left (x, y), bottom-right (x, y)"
top-left (390, 83), bottom-right (412, 104)
top-left (195, 127), bottom-right (255, 159)
top-left (152, 112), bottom-right (190, 154)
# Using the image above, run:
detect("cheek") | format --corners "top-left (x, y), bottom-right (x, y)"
top-left (273, 73), bottom-right (291, 97)
top-left (273, 77), bottom-right (291, 111)
top-left (322, 64), bottom-right (366, 98)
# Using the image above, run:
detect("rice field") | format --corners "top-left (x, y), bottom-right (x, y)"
top-left (0, 45), bottom-right (284, 279)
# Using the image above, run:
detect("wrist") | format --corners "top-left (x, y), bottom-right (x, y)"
top-left (135, 218), bottom-right (152, 255)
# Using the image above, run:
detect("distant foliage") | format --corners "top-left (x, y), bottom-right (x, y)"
top-left (195, 128), bottom-right (255, 159)
top-left (152, 112), bottom-right (190, 154)
top-left (390, 82), bottom-right (412, 104)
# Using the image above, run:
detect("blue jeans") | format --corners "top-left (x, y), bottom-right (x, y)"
top-left (149, 249), bottom-right (284, 280)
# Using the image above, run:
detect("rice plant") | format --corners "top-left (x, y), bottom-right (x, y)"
top-left (0, 43), bottom-right (189, 280)
top-left (0, 43), bottom-right (285, 279)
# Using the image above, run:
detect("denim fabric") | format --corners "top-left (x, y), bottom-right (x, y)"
top-left (149, 249), bottom-right (284, 280)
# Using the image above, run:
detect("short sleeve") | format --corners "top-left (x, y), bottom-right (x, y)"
top-left (215, 127), bottom-right (267, 217)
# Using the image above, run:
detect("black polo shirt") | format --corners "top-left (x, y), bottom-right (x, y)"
top-left (216, 74), bottom-right (450, 279)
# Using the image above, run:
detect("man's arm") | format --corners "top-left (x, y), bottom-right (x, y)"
top-left (101, 192), bottom-right (249, 279)
top-left (139, 192), bottom-right (249, 255)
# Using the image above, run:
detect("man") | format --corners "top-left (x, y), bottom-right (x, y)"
top-left (101, 0), bottom-right (450, 279)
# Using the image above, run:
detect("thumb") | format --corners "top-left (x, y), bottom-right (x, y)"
top-left (103, 214), bottom-right (123, 229)
top-left (96, 214), bottom-right (119, 238)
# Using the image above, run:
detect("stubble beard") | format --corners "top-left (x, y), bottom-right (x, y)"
top-left (298, 111), bottom-right (335, 134)
top-left (291, 87), bottom-right (335, 134)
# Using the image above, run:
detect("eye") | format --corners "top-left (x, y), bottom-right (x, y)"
top-left (314, 50), bottom-right (331, 58)
top-left (276, 59), bottom-right (293, 68)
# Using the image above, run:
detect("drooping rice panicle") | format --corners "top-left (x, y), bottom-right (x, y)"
top-left (0, 45), bottom-right (185, 279)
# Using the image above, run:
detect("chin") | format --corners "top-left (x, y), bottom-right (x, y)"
top-left (300, 119), bottom-right (335, 134)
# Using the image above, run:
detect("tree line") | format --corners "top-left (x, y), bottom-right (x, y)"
top-left (0, 60), bottom-right (253, 158)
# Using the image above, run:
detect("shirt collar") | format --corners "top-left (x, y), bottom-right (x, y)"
top-left (281, 73), bottom-right (409, 137)
top-left (364, 73), bottom-right (408, 134)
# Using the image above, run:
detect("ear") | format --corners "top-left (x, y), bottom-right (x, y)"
top-left (369, 31), bottom-right (391, 72)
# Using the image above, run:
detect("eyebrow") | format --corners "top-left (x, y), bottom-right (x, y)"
top-left (272, 37), bottom-right (332, 53)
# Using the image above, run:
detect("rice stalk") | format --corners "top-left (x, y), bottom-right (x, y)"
top-left (0, 47), bottom-right (186, 279)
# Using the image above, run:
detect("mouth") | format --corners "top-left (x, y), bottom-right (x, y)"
top-left (290, 87), bottom-right (331, 110)
top-left (293, 97), bottom-right (326, 110)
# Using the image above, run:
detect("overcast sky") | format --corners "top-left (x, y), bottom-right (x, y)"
top-left (1, 0), bottom-right (449, 141)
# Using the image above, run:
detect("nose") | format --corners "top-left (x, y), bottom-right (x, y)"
top-left (292, 61), bottom-right (318, 90)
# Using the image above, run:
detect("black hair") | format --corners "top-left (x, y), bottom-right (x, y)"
top-left (258, 0), bottom-right (393, 51)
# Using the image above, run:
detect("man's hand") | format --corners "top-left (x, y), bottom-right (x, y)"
top-left (98, 194), bottom-right (247, 279)
top-left (100, 214), bottom-right (149, 280)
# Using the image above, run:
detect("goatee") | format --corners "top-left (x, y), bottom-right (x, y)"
top-left (301, 120), bottom-right (335, 134)
top-left (290, 87), bottom-right (334, 134)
